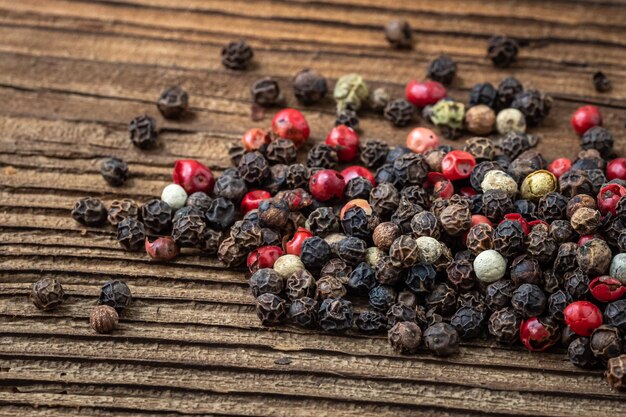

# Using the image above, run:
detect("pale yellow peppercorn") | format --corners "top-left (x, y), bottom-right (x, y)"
top-left (481, 170), bottom-right (518, 197)
top-left (465, 105), bottom-right (496, 135)
top-left (496, 108), bottom-right (526, 135)
top-left (365, 246), bottom-right (382, 267)
top-left (520, 170), bottom-right (558, 201)
top-left (273, 255), bottom-right (305, 278)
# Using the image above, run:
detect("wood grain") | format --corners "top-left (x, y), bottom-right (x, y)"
top-left (1, 0), bottom-right (625, 415)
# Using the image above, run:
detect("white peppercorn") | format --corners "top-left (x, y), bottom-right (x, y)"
top-left (610, 253), bottom-right (626, 285)
top-left (161, 184), bottom-right (188, 210)
top-left (474, 250), bottom-right (507, 283)
top-left (274, 255), bottom-right (305, 278)
top-left (496, 108), bottom-right (526, 135)
top-left (365, 246), bottom-right (382, 267)
top-left (416, 236), bottom-right (442, 264)
top-left (481, 170), bottom-right (518, 197)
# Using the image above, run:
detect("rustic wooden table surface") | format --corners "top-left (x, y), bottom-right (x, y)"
top-left (1, 0), bottom-right (626, 416)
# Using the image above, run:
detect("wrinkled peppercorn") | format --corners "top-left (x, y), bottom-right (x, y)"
top-left (286, 296), bottom-right (317, 328)
top-left (293, 69), bottom-right (327, 105)
top-left (487, 36), bottom-right (519, 68)
top-left (537, 192), bottom-right (567, 222)
top-left (451, 306), bottom-right (485, 339)
top-left (375, 164), bottom-right (402, 188)
top-left (315, 276), bottom-right (346, 301)
top-left (139, 199), bottom-right (172, 234)
top-left (107, 199), bottom-right (139, 226)
top-left (228, 145), bottom-right (246, 167)
top-left (512, 283), bottom-right (546, 317)
top-left (307, 144), bottom-right (338, 169)
top-left (389, 321), bottom-right (422, 354)
top-left (386, 303), bottom-right (417, 328)
top-left (285, 269), bottom-right (316, 300)
top-left (482, 189), bottom-right (514, 222)
top-left (604, 300), bottom-right (626, 332)
top-left (547, 290), bottom-right (571, 321)
top-left (249, 268), bottom-right (284, 297)
top-left (384, 99), bottom-right (414, 127)
top-left (157, 86), bottom-right (189, 118)
top-left (369, 284), bottom-right (397, 311)
top-left (466, 223), bottom-right (493, 255)
top-left (389, 235), bottom-right (419, 268)
top-left (493, 219), bottom-right (525, 258)
top-left (410, 211), bottom-right (439, 239)
top-left (90, 305), bottom-right (119, 334)
top-left (171, 214), bottom-right (205, 247)
top-left (306, 207), bottom-right (339, 237)
top-left (99, 280), bottom-right (132, 313)
top-left (469, 83), bottom-right (498, 109)
top-left (427, 55), bottom-right (457, 85)
top-left (238, 151), bottom-right (270, 185)
top-left (370, 182), bottom-right (400, 219)
top-left (217, 236), bottom-right (247, 267)
top-left (72, 197), bottom-right (107, 226)
top-left (485, 279), bottom-right (516, 311)
top-left (299, 236), bottom-right (331, 272)
top-left (116, 217), bottom-right (145, 251)
top-left (251, 77), bottom-right (281, 107)
top-left (511, 89), bottom-right (552, 127)
top-left (100, 157), bottom-right (129, 187)
top-left (336, 236), bottom-right (367, 265)
top-left (374, 255), bottom-right (405, 286)
top-left (205, 197), bottom-right (237, 231)
top-left (284, 163), bottom-right (310, 189)
top-left (346, 262), bottom-right (376, 294)
top-left (222, 40), bottom-right (253, 70)
top-left (129, 115), bottom-right (157, 149)
top-left (335, 108), bottom-right (359, 130)
top-left (202, 228), bottom-right (223, 254)
top-left (510, 255), bottom-right (542, 286)
top-left (405, 263), bottom-right (436, 294)
top-left (497, 77), bottom-right (523, 109)
top-left (360, 140), bottom-right (389, 168)
top-left (439, 203), bottom-right (472, 236)
top-left (31, 278), bottom-right (64, 310)
top-left (488, 307), bottom-right (521, 344)
top-left (424, 322), bottom-right (460, 356)
top-left (213, 176), bottom-right (246, 203)
top-left (356, 310), bottom-right (387, 333)
top-left (607, 355), bottom-right (626, 390)
top-left (577, 238), bottom-right (612, 276)
top-left (393, 153), bottom-right (429, 186)
top-left (318, 297), bottom-right (354, 332)
top-left (426, 283), bottom-right (457, 316)
top-left (446, 259), bottom-right (476, 291)
top-left (581, 126), bottom-right (613, 157)
top-left (265, 139), bottom-right (297, 165)
top-left (342, 206), bottom-right (373, 240)
top-left (568, 337), bottom-right (596, 368)
top-left (256, 293), bottom-right (287, 326)
top-left (590, 325), bottom-right (623, 363)
top-left (257, 199), bottom-right (289, 230)
top-left (592, 71), bottom-right (611, 93)
top-left (345, 177), bottom-right (372, 200)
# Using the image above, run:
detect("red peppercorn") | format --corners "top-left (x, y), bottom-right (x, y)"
top-left (606, 158), bottom-right (626, 181)
top-left (406, 127), bottom-right (440, 153)
top-left (271, 108), bottom-right (310, 147)
top-left (145, 236), bottom-right (180, 261)
top-left (241, 190), bottom-right (271, 214)
top-left (241, 128), bottom-right (271, 151)
top-left (405, 80), bottom-right (447, 108)
top-left (589, 276), bottom-right (626, 303)
top-left (459, 187), bottom-right (478, 197)
top-left (433, 179), bottom-right (454, 199)
top-left (247, 246), bottom-right (284, 273)
top-left (285, 227), bottom-right (313, 255)
top-left (309, 169), bottom-right (345, 201)
top-left (547, 158), bottom-right (571, 179)
top-left (173, 160), bottom-right (215, 194)
top-left (519, 317), bottom-right (559, 352)
top-left (571, 105), bottom-right (602, 136)
top-left (325, 125), bottom-right (359, 162)
top-left (597, 183), bottom-right (626, 215)
top-left (441, 150), bottom-right (476, 181)
top-left (501, 213), bottom-right (530, 235)
top-left (341, 165), bottom-right (375, 186)
top-left (564, 301), bottom-right (603, 336)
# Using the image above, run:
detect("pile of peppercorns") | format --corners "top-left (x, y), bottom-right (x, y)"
top-left (42, 31), bottom-right (626, 392)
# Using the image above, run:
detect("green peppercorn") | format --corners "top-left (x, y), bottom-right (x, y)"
top-left (333, 73), bottom-right (369, 112)
top-left (430, 100), bottom-right (465, 132)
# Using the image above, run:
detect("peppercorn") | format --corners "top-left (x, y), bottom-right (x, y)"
top-left (86, 304), bottom-right (119, 335)
top-left (450, 306), bottom-right (485, 339)
top-left (446, 259), bottom-right (475, 290)
top-left (250, 77), bottom-right (281, 107)
top-left (374, 164), bottom-right (402, 188)
top-left (400, 264), bottom-right (433, 296)
top-left (342, 206), bottom-right (373, 239)
top-left (492, 220), bottom-right (525, 258)
top-left (604, 300), bottom-right (626, 332)
top-left (512, 283), bottom-right (546, 317)
top-left (427, 55), bottom-right (457, 85)
top-left (290, 68), bottom-right (328, 105)
top-left (563, 269), bottom-right (589, 300)
top-left (335, 236), bottom-right (366, 266)
top-left (157, 85), bottom-right (189, 119)
top-left (552, 241), bottom-right (578, 273)
top-left (344, 177), bottom-right (371, 201)
top-left (408, 212), bottom-right (437, 240)
top-left (430, 100), bottom-right (465, 138)
top-left (369, 284), bottom-right (397, 311)
top-left (230, 220), bottom-right (262, 250)
top-left (99, 157), bottom-right (129, 187)
top-left (576, 238), bottom-right (611, 277)
top-left (357, 140), bottom-right (388, 169)
top-left (306, 144), bottom-right (338, 170)
top-left (488, 307), bottom-right (521, 344)
top-left (423, 322), bottom-right (460, 356)
top-left (465, 223), bottom-right (493, 255)
top-left (71, 197), bottom-right (107, 226)
top-left (387, 321), bottom-right (421, 354)
top-left (30, 278), bottom-right (64, 311)
top-left (369, 183), bottom-right (399, 220)
top-left (343, 262), bottom-right (374, 295)
top-left (607, 354), bottom-right (626, 390)
top-left (520, 316), bottom-right (561, 351)
top-left (496, 76), bottom-right (523, 107)
top-left (425, 283), bottom-right (456, 316)
top-left (581, 126), bottom-right (613, 157)
top-left (221, 40), bottom-right (253, 70)
top-left (314, 276), bottom-right (345, 301)
top-left (201, 228), bottom-right (223, 255)
top-left (484, 279), bottom-right (514, 310)
top-left (129, 115), bottom-right (157, 149)
top-left (335, 108), bottom-right (359, 130)
top-left (469, 83), bottom-right (498, 109)
top-left (281, 166), bottom-right (308, 191)
top-left (256, 293), bottom-right (287, 326)
top-left (217, 236), bottom-right (247, 267)
top-left (228, 145), bottom-right (246, 167)
top-left (542, 269), bottom-right (563, 294)
top-left (386, 235), bottom-right (417, 268)
top-left (282, 270), bottom-right (313, 300)
top-left (383, 19), bottom-right (413, 48)
top-left (334, 73), bottom-right (369, 112)
top-left (174, 206), bottom-right (204, 225)
top-left (99, 280), bottom-right (132, 313)
top-left (247, 268), bottom-right (282, 297)
top-left (145, 236), bottom-right (180, 261)
top-left (481, 189), bottom-right (513, 223)
top-left (355, 310), bottom-right (387, 334)
top-left (511, 89), bottom-right (552, 127)
top-left (385, 302), bottom-right (416, 327)
top-left (106, 199), bottom-right (139, 226)
top-left (318, 297), bottom-right (353, 332)
top-left (593, 71), bottom-right (611, 93)
top-left (392, 155), bottom-right (428, 188)
top-left (384, 98), bottom-right (414, 127)
top-left (298, 237), bottom-right (330, 273)
top-left (487, 35), bottom-right (519, 67)
top-left (205, 197), bottom-right (236, 231)
top-left (481, 170), bottom-right (518, 197)
top-left (238, 151), bottom-right (270, 186)
top-left (160, 184), bottom-right (187, 211)
top-left (547, 290), bottom-right (572, 322)
top-left (565, 337), bottom-right (596, 368)
top-left (496, 108), bottom-right (526, 135)
top-left (569, 207), bottom-right (600, 235)
top-left (319, 259), bottom-right (350, 284)
top-left (536, 192), bottom-right (567, 223)
top-left (438, 203), bottom-right (472, 237)
top-left (590, 325), bottom-right (623, 363)
top-left (305, 207), bottom-right (338, 237)
top-left (286, 297), bottom-right (317, 328)
top-left (115, 217), bottom-right (145, 251)
top-left (462, 137), bottom-right (494, 161)
top-left (262, 139), bottom-right (296, 166)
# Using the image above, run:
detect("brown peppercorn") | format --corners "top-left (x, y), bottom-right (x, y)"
top-left (285, 269), bottom-right (316, 300)
top-left (393, 153), bottom-right (429, 186)
top-left (577, 238), bottom-right (612, 276)
top-left (306, 207), bottom-right (339, 237)
top-left (258, 199), bottom-right (289, 229)
top-left (31, 278), bottom-right (64, 310)
top-left (389, 235), bottom-right (419, 268)
top-left (265, 139), bottom-right (297, 165)
top-left (432, 244), bottom-right (453, 273)
top-left (570, 207), bottom-right (601, 235)
top-left (559, 169), bottom-right (594, 198)
top-left (410, 211), bottom-right (440, 239)
top-left (202, 228), bottom-right (223, 255)
top-left (293, 69), bottom-right (327, 105)
top-left (90, 305), bottom-right (119, 334)
top-left (307, 144), bottom-right (338, 169)
top-left (370, 183), bottom-right (400, 219)
top-left (384, 99), bottom-right (414, 127)
top-left (423, 322), bottom-right (460, 356)
top-left (157, 86), bottom-right (189, 119)
top-left (446, 259), bottom-right (476, 290)
top-left (238, 151), bottom-right (270, 185)
top-left (482, 189), bottom-right (514, 223)
top-left (439, 203), bottom-right (472, 236)
top-left (373, 221), bottom-right (401, 251)
top-left (251, 77), bottom-right (281, 107)
top-left (316, 276), bottom-right (347, 300)
top-left (553, 242), bottom-right (578, 276)
top-left (464, 136), bottom-right (495, 160)
top-left (607, 355), bottom-right (626, 390)
top-left (384, 20), bottom-right (413, 49)
top-left (221, 40), bottom-right (253, 70)
top-left (172, 214), bottom-right (205, 248)
top-left (360, 140), bottom-right (389, 168)
top-left (465, 106), bottom-right (496, 136)
top-left (375, 255), bottom-right (406, 286)
top-left (320, 258), bottom-right (353, 285)
top-left (591, 325), bottom-right (623, 363)
top-left (388, 321), bottom-right (421, 354)
top-left (117, 217), bottom-right (146, 252)
top-left (466, 223), bottom-right (493, 255)
top-left (129, 115), bottom-right (158, 149)
top-left (108, 199), bottom-right (139, 226)
top-left (567, 194), bottom-right (597, 219)
top-left (249, 268), bottom-right (284, 297)
top-left (527, 223), bottom-right (557, 264)
top-left (488, 307), bottom-right (521, 344)
top-left (72, 197), bottom-right (108, 227)
top-left (217, 236), bottom-right (247, 268)
top-left (255, 293), bottom-right (287, 326)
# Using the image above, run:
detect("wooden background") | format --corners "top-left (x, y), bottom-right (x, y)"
top-left (1, 0), bottom-right (626, 415)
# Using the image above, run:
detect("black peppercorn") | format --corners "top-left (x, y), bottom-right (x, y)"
top-left (488, 307), bottom-right (521, 344)
top-left (31, 278), bottom-right (64, 310)
top-left (404, 263), bottom-right (436, 295)
top-left (451, 306), bottom-right (485, 339)
top-left (581, 126), bottom-right (614, 157)
top-left (72, 197), bottom-right (107, 226)
top-left (393, 153), bottom-right (429, 186)
top-left (370, 182), bottom-right (400, 219)
top-left (563, 268), bottom-right (590, 299)
top-left (222, 40), bottom-right (253, 70)
top-left (108, 199), bottom-right (139, 226)
top-left (238, 151), bottom-right (270, 185)
top-left (470, 161), bottom-right (502, 191)
top-left (559, 170), bottom-right (594, 198)
top-left (374, 255), bottom-right (405, 286)
top-left (410, 211), bottom-right (440, 239)
top-left (485, 279), bottom-right (515, 311)
top-left (542, 269), bottom-right (562, 294)
top-left (139, 199), bottom-right (172, 234)
top-left (341, 206), bottom-right (372, 239)
top-left (264, 139), bottom-right (297, 165)
top-left (511, 283), bottom-right (546, 317)
top-left (202, 228), bottom-right (223, 255)
top-left (374, 164), bottom-right (402, 188)
top-left (172, 214), bottom-right (205, 248)
top-left (157, 86), bottom-right (189, 119)
top-left (566, 337), bottom-right (596, 368)
top-left (386, 303), bottom-right (417, 329)
top-left (469, 82), bottom-right (498, 109)
top-left (384, 20), bottom-right (413, 49)
top-left (592, 71), bottom-right (611, 93)
top-left (217, 236), bottom-right (247, 267)
top-left (228, 145), bottom-right (246, 167)
top-left (99, 280), bottom-right (132, 313)
top-left (100, 157), bottom-right (129, 187)
top-left (360, 140), bottom-right (389, 168)
top-left (389, 235), bottom-right (419, 268)
top-left (604, 300), bottom-right (626, 333)
top-left (487, 36), bottom-right (519, 68)
top-left (288, 297), bottom-right (318, 328)
top-left (306, 207), bottom-right (339, 237)
top-left (465, 223), bottom-right (493, 255)
top-left (129, 115), bottom-right (157, 149)
top-left (335, 109), bottom-right (359, 130)
top-left (345, 177), bottom-right (372, 200)
top-left (369, 284), bottom-right (397, 311)
top-left (205, 197), bottom-right (237, 231)
top-left (257, 198), bottom-right (289, 230)
top-left (229, 219), bottom-right (262, 249)
top-left (300, 236), bottom-right (331, 272)
top-left (315, 276), bottom-right (346, 301)
top-left (446, 259), bottom-right (476, 291)
top-left (256, 293), bottom-right (287, 326)
top-left (318, 297), bottom-right (353, 332)
top-left (384, 99), bottom-right (414, 127)
top-left (426, 283), bottom-right (458, 316)
top-left (427, 55), bottom-right (457, 85)
top-left (553, 242), bottom-right (578, 275)
top-left (482, 189), bottom-right (514, 223)
top-left (590, 325), bottom-right (622, 363)
top-left (293, 69), bottom-right (327, 105)
top-left (356, 310), bottom-right (387, 333)
top-left (493, 219), bottom-right (525, 258)
top-left (336, 236), bottom-right (367, 266)
top-left (249, 268), bottom-right (284, 297)
top-left (511, 89), bottom-right (552, 127)
top-left (547, 290), bottom-right (572, 322)
top-left (424, 322), bottom-right (460, 356)
top-left (283, 163), bottom-right (309, 190)
top-left (499, 132), bottom-right (538, 160)
top-left (550, 220), bottom-right (576, 244)
top-left (285, 270), bottom-right (316, 300)
top-left (538, 192), bottom-right (568, 223)
top-left (347, 262), bottom-right (376, 294)
top-left (497, 76), bottom-right (523, 109)
top-left (251, 77), bottom-right (281, 107)
top-left (510, 255), bottom-right (542, 286)
top-left (526, 224), bottom-right (557, 264)
top-left (116, 217), bottom-right (145, 251)
top-left (389, 321), bottom-right (422, 354)
top-left (320, 258), bottom-right (352, 284)
top-left (307, 143), bottom-right (338, 169)
top-left (213, 176), bottom-right (246, 203)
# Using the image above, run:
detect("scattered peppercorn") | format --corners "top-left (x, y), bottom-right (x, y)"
top-left (90, 305), bottom-right (119, 334)
top-left (129, 115), bottom-right (158, 149)
top-left (221, 40), bottom-right (253, 70)
top-left (31, 278), bottom-right (64, 310)
top-left (384, 98), bottom-right (414, 127)
top-left (157, 86), bottom-right (189, 118)
top-left (117, 217), bottom-right (145, 251)
top-left (251, 77), bottom-right (281, 107)
top-left (384, 20), bottom-right (413, 49)
top-left (487, 36), bottom-right (519, 68)
top-left (99, 280), bottom-right (132, 313)
top-left (592, 71), bottom-right (611, 93)
top-left (256, 293), bottom-right (287, 326)
top-left (427, 55), bottom-right (457, 85)
top-left (100, 157), bottom-right (129, 187)
top-left (293, 69), bottom-right (328, 105)
top-left (72, 197), bottom-right (107, 227)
